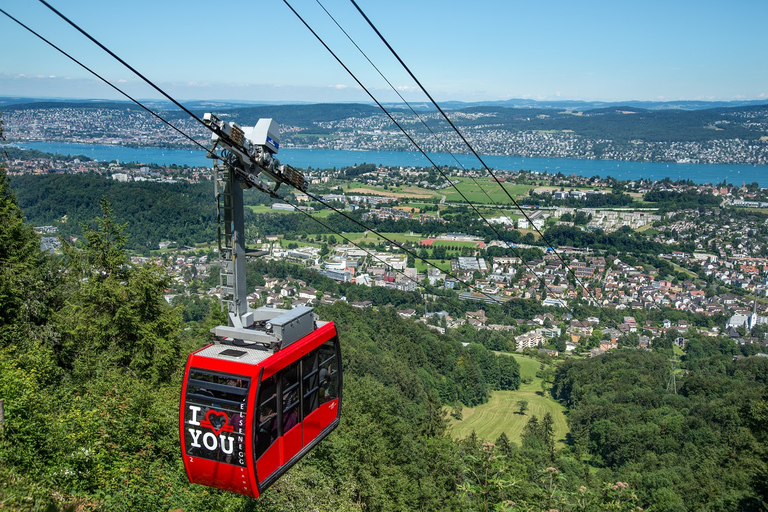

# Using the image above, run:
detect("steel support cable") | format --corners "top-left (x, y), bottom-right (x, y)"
top-left (0, 6), bottom-right (214, 158)
top-left (281, 0), bottom-right (573, 307)
top-left (283, 0), bottom-right (592, 319)
top-left (348, 0), bottom-right (600, 306)
top-left (27, 0), bottom-right (586, 316)
top-left (314, 0), bottom-right (473, 171)
top-left (312, 0), bottom-right (569, 305)
top-left (38, 0), bottom-right (210, 131)
top-left (18, 2), bottom-right (502, 306)
top-left (314, 0), bottom-right (538, 244)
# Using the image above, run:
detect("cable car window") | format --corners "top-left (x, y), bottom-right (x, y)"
top-left (302, 350), bottom-right (320, 417)
top-left (281, 362), bottom-right (300, 433)
top-left (318, 341), bottom-right (338, 403)
top-left (254, 375), bottom-right (277, 460)
top-left (183, 370), bottom-right (249, 467)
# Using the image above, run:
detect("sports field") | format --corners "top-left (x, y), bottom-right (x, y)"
top-left (447, 353), bottom-right (568, 446)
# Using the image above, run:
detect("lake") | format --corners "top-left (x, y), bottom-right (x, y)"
top-left (11, 141), bottom-right (768, 187)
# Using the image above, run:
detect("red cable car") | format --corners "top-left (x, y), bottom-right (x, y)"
top-left (180, 307), bottom-right (341, 497)
top-left (180, 116), bottom-right (341, 497)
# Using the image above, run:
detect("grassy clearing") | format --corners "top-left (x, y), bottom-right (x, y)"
top-left (246, 205), bottom-right (292, 214)
top-left (344, 183), bottom-right (437, 199)
top-left (443, 179), bottom-right (533, 204)
top-left (731, 207), bottom-right (768, 214)
top-left (671, 261), bottom-right (698, 279)
top-left (415, 259), bottom-right (451, 272)
top-left (447, 353), bottom-right (568, 447)
top-left (245, 205), bottom-right (335, 218)
top-left (516, 229), bottom-right (542, 240)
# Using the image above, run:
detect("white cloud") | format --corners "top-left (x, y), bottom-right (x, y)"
top-left (330, 84), bottom-right (348, 90)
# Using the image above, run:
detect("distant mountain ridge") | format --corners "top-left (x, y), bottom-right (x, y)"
top-left (2, 96), bottom-right (767, 112)
top-left (438, 98), bottom-right (768, 111)
top-left (3, 97), bottom-right (768, 149)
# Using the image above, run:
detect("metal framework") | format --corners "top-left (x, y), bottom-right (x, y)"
top-left (204, 113), bottom-right (314, 350)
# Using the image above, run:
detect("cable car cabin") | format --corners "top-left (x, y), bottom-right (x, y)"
top-left (180, 307), bottom-right (341, 497)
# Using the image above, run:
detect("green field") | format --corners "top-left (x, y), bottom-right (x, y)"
top-left (415, 259), bottom-right (451, 272)
top-left (246, 205), bottom-right (335, 218)
top-left (447, 353), bottom-right (568, 446)
top-left (442, 179), bottom-right (533, 204)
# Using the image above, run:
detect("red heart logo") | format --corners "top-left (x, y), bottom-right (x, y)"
top-left (206, 410), bottom-right (229, 435)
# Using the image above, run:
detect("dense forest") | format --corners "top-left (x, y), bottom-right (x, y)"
top-left (553, 348), bottom-right (768, 510)
top-left (3, 165), bottom-right (768, 510)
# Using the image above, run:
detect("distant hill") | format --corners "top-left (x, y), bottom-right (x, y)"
top-left (4, 95), bottom-right (767, 112)
top-left (3, 97), bottom-right (767, 145)
top-left (438, 98), bottom-right (768, 111)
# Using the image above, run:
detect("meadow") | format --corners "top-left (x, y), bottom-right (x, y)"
top-left (447, 353), bottom-right (568, 446)
top-left (442, 179), bottom-right (533, 204)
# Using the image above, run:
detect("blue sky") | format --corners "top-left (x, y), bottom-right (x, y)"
top-left (1, 0), bottom-right (766, 103)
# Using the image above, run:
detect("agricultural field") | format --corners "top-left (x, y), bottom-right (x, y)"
top-left (344, 183), bottom-right (437, 200)
top-left (447, 353), bottom-right (568, 446)
top-left (442, 178), bottom-right (533, 204)
top-left (246, 205), bottom-right (335, 218)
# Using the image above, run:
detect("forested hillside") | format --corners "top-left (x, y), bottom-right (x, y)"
top-left (553, 347), bottom-right (768, 510)
top-left (2, 164), bottom-right (768, 511)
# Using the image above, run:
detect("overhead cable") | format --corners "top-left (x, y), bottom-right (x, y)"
top-left (313, 0), bottom-right (570, 303)
top-left (10, 3), bottom-right (502, 304)
top-left (0, 6), bottom-right (213, 157)
top-left (283, 0), bottom-right (597, 316)
top-left (348, 0), bottom-right (600, 305)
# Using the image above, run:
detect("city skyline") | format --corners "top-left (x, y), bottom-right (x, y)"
top-left (0, 0), bottom-right (767, 104)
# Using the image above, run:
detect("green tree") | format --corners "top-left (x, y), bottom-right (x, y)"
top-left (56, 199), bottom-right (181, 382)
top-left (516, 399), bottom-right (529, 415)
top-left (0, 167), bottom-right (61, 347)
top-left (497, 354), bottom-right (520, 390)
top-left (82, 196), bottom-right (128, 277)
top-left (0, 171), bottom-right (39, 324)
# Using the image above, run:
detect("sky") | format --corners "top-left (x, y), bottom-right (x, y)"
top-left (0, 0), bottom-right (767, 104)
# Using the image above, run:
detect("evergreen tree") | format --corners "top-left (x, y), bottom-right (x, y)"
top-left (0, 167), bottom-right (61, 348)
top-left (55, 198), bottom-right (180, 382)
